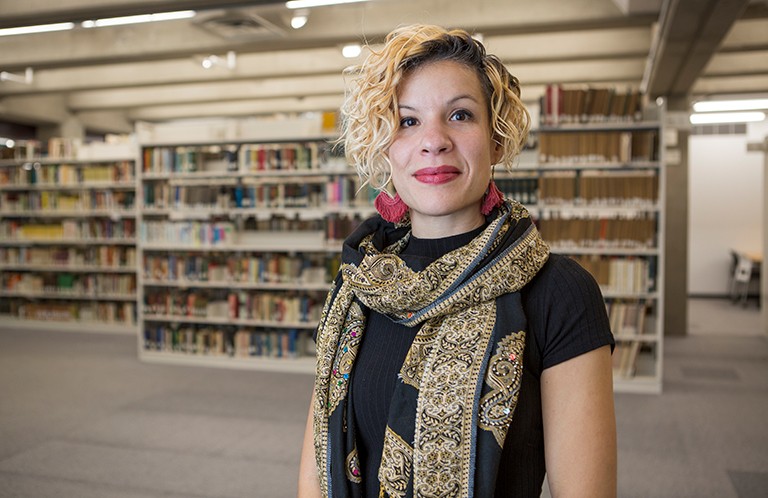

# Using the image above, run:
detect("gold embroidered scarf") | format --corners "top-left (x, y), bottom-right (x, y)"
top-left (313, 200), bottom-right (549, 497)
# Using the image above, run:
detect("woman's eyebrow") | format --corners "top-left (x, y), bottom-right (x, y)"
top-left (449, 94), bottom-right (479, 104)
top-left (398, 94), bottom-right (479, 111)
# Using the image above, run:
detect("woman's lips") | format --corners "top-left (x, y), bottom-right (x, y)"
top-left (413, 166), bottom-right (460, 184)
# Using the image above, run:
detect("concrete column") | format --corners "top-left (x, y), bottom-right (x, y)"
top-left (761, 137), bottom-right (768, 335)
top-left (37, 114), bottom-right (85, 143)
top-left (663, 97), bottom-right (690, 336)
top-left (59, 115), bottom-right (85, 141)
top-left (747, 135), bottom-right (768, 335)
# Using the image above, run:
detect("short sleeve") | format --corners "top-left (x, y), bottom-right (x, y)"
top-left (523, 254), bottom-right (615, 370)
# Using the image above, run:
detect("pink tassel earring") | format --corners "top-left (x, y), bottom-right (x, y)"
top-left (374, 192), bottom-right (409, 223)
top-left (480, 180), bottom-right (504, 215)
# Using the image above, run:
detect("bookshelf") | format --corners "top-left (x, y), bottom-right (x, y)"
top-left (0, 154), bottom-right (138, 334)
top-left (515, 85), bottom-right (666, 393)
top-left (137, 137), bottom-right (375, 373)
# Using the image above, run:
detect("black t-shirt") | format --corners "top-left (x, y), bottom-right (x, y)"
top-left (335, 228), bottom-right (614, 497)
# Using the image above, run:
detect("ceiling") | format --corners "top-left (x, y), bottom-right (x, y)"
top-left (0, 0), bottom-right (767, 135)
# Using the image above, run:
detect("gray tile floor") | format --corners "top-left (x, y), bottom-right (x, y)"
top-left (0, 298), bottom-right (766, 498)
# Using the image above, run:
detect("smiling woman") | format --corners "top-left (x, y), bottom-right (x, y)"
top-left (298, 23), bottom-right (617, 498)
top-left (387, 60), bottom-right (499, 237)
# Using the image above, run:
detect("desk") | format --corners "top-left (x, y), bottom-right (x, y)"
top-left (730, 250), bottom-right (762, 306)
top-left (742, 251), bottom-right (763, 264)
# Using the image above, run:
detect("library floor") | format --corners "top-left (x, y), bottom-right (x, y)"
top-left (0, 298), bottom-right (766, 498)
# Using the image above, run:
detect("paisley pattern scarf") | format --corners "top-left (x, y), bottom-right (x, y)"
top-left (313, 200), bottom-right (550, 498)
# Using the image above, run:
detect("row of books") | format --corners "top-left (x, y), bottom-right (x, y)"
top-left (613, 341), bottom-right (652, 378)
top-left (240, 142), bottom-right (325, 172)
top-left (538, 216), bottom-right (656, 249)
top-left (540, 85), bottom-right (643, 125)
top-left (2, 300), bottom-right (136, 324)
top-left (142, 143), bottom-right (328, 174)
top-left (326, 214), bottom-right (365, 242)
top-left (325, 177), bottom-right (377, 207)
top-left (607, 301), bottom-right (649, 337)
top-left (142, 177), bottom-right (375, 212)
top-left (139, 220), bottom-right (236, 246)
top-left (143, 289), bottom-right (323, 323)
top-left (145, 183), bottom-right (327, 211)
top-left (47, 137), bottom-right (83, 159)
top-left (538, 170), bottom-right (658, 205)
top-left (570, 255), bottom-right (653, 294)
top-left (0, 139), bottom-right (42, 161)
top-left (3, 271), bottom-right (136, 295)
top-left (0, 245), bottom-right (137, 268)
top-left (143, 145), bottom-right (237, 174)
top-left (1, 190), bottom-right (135, 212)
top-left (146, 183), bottom-right (241, 211)
top-left (143, 325), bottom-right (312, 359)
top-left (538, 130), bottom-right (658, 164)
top-left (496, 178), bottom-right (539, 206)
top-left (1, 219), bottom-right (136, 241)
top-left (141, 219), bottom-right (359, 247)
top-left (142, 252), bottom-right (339, 285)
top-left (238, 216), bottom-right (325, 232)
top-left (0, 161), bottom-right (135, 186)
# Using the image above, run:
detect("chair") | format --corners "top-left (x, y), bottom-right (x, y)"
top-left (729, 250), bottom-right (759, 307)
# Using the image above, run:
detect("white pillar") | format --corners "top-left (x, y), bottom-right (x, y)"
top-left (59, 115), bottom-right (85, 141)
top-left (763, 137), bottom-right (768, 336)
top-left (747, 136), bottom-right (768, 335)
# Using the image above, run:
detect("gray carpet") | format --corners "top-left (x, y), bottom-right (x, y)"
top-left (0, 299), bottom-right (766, 497)
top-left (614, 335), bottom-right (768, 498)
top-left (0, 329), bottom-right (313, 497)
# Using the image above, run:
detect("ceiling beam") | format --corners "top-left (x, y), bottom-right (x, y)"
top-left (0, 1), bottom-right (285, 29)
top-left (642, 0), bottom-right (751, 98)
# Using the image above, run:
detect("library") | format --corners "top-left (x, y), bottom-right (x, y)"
top-left (0, 0), bottom-right (766, 496)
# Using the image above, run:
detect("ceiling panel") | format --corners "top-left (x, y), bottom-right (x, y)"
top-left (0, 0), bottom-right (766, 133)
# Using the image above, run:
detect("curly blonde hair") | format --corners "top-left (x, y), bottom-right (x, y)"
top-left (339, 24), bottom-right (531, 191)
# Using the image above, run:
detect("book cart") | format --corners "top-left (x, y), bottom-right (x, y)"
top-left (0, 145), bottom-right (138, 334)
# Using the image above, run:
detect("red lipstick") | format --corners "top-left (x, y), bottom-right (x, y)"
top-left (413, 165), bottom-right (460, 185)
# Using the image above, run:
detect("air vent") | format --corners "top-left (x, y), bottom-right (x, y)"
top-left (193, 10), bottom-right (285, 40)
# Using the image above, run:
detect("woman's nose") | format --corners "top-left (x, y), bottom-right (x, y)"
top-left (420, 122), bottom-right (452, 154)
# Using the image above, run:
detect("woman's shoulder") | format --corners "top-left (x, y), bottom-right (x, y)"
top-left (525, 253), bottom-right (601, 298)
top-left (522, 252), bottom-right (613, 370)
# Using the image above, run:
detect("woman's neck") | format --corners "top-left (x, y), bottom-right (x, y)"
top-left (409, 210), bottom-right (485, 239)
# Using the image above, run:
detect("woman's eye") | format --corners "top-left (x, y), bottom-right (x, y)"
top-left (400, 117), bottom-right (417, 127)
top-left (451, 110), bottom-right (472, 121)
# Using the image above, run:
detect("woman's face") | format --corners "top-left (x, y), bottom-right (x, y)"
top-left (388, 59), bottom-right (500, 238)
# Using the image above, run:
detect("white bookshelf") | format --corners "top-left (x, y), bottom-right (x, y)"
top-left (0, 154), bottom-right (139, 334)
top-left (527, 96), bottom-right (666, 394)
top-left (136, 133), bottom-right (372, 371)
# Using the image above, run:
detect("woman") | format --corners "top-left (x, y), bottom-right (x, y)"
top-left (299, 24), bottom-right (616, 498)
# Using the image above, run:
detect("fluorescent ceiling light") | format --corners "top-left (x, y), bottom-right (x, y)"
top-left (0, 68), bottom-right (34, 84)
top-left (291, 15), bottom-right (308, 28)
top-left (291, 12), bottom-right (309, 29)
top-left (693, 98), bottom-right (768, 113)
top-left (286, 0), bottom-right (369, 9)
top-left (82, 10), bottom-right (196, 28)
top-left (689, 111), bottom-right (766, 124)
top-left (342, 44), bottom-right (362, 58)
top-left (0, 10), bottom-right (195, 36)
top-left (201, 51), bottom-right (237, 70)
top-left (0, 22), bottom-right (75, 37)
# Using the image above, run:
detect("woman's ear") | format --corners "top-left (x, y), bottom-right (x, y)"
top-left (491, 138), bottom-right (503, 165)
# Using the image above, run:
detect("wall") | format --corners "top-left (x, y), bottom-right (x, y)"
top-left (688, 120), bottom-right (768, 295)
